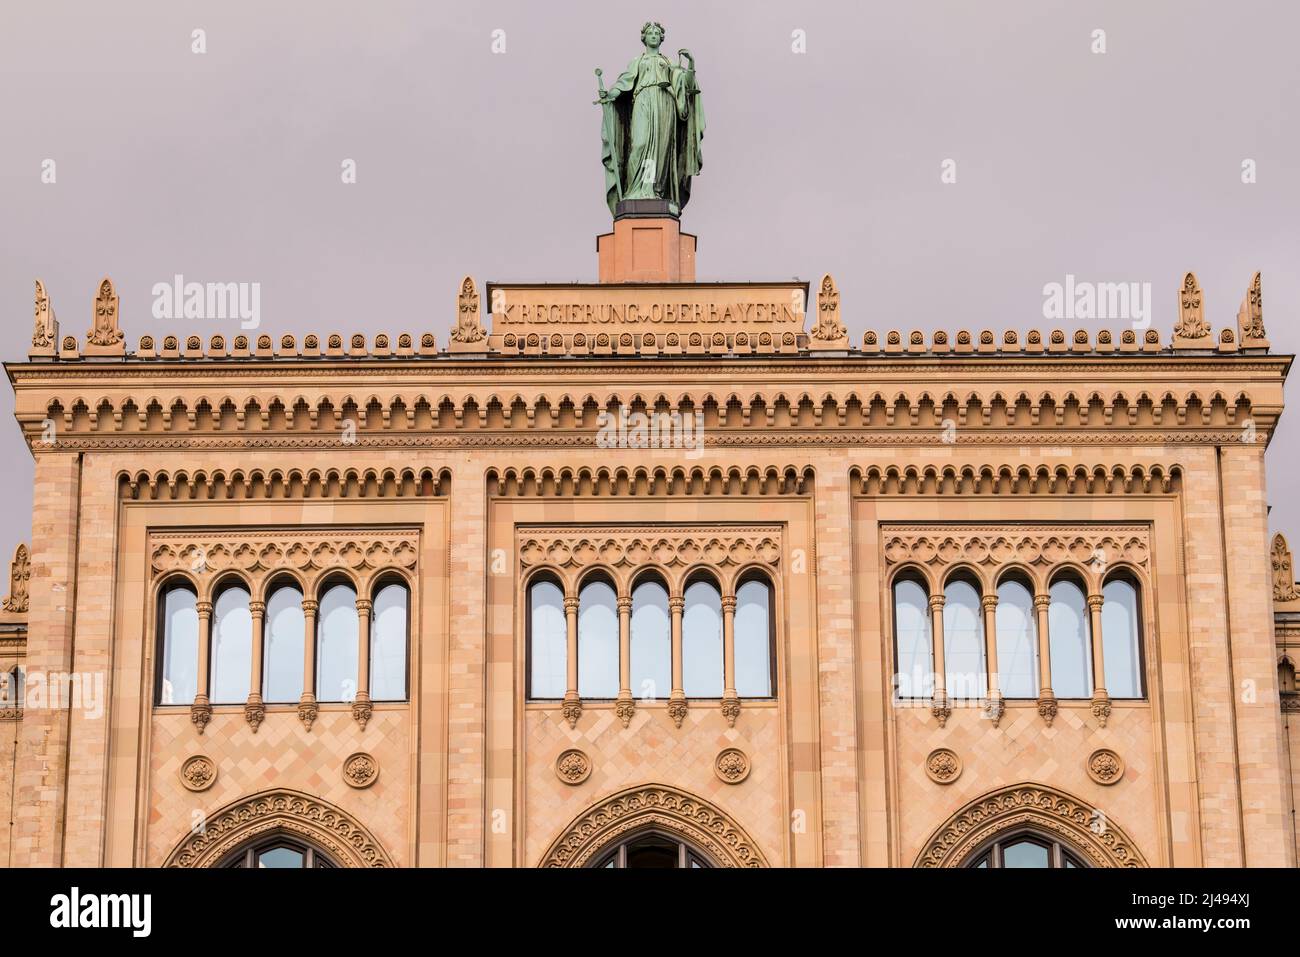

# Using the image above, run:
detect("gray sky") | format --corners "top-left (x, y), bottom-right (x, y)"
top-left (1, 0), bottom-right (1297, 565)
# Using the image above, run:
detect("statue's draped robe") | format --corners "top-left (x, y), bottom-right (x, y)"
top-left (600, 52), bottom-right (704, 215)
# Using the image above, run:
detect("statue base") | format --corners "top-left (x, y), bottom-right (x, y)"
top-left (597, 209), bottom-right (696, 283)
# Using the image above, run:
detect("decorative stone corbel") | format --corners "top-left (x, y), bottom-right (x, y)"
top-left (245, 697), bottom-right (265, 733)
top-left (30, 280), bottom-right (58, 358)
top-left (982, 691), bottom-right (1005, 728)
top-left (449, 275), bottom-right (488, 353)
top-left (351, 695), bottom-right (372, 730)
top-left (84, 277), bottom-right (126, 356)
top-left (720, 693), bottom-right (741, 728)
top-left (298, 699), bottom-right (319, 732)
top-left (615, 692), bottom-right (636, 728)
top-left (190, 698), bottom-right (212, 735)
top-left (1037, 692), bottom-right (1058, 727)
top-left (931, 690), bottom-right (951, 728)
top-left (808, 273), bottom-right (849, 350)
top-left (1237, 271), bottom-right (1269, 349)
top-left (561, 693), bottom-right (582, 729)
top-left (667, 693), bottom-right (688, 728)
top-left (1091, 692), bottom-right (1112, 728)
top-left (1172, 271), bottom-right (1212, 349)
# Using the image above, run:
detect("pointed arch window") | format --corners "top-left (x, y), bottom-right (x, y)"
top-left (734, 577), bottom-right (774, 698)
top-left (1101, 577), bottom-right (1143, 699)
top-left (942, 577), bottom-right (986, 701)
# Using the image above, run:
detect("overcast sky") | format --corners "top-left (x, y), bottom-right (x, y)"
top-left (1, 0), bottom-right (1297, 567)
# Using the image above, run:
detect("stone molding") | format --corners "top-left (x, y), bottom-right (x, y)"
top-left (539, 783), bottom-right (768, 868)
top-left (914, 782), bottom-right (1147, 868)
top-left (149, 528), bottom-right (419, 597)
top-left (163, 788), bottom-right (394, 868)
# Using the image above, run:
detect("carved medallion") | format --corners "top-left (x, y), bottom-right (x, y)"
top-left (180, 755), bottom-right (216, 792)
top-left (342, 751), bottom-right (379, 788)
top-left (555, 748), bottom-right (592, 785)
top-left (714, 747), bottom-right (750, 784)
top-left (1086, 748), bottom-right (1125, 785)
top-left (925, 748), bottom-right (962, 784)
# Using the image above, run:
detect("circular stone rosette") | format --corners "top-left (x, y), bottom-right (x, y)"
top-left (180, 755), bottom-right (216, 792)
top-left (554, 748), bottom-right (592, 785)
top-left (713, 747), bottom-right (750, 784)
top-left (1086, 748), bottom-right (1125, 785)
top-left (342, 751), bottom-right (380, 789)
top-left (925, 748), bottom-right (962, 784)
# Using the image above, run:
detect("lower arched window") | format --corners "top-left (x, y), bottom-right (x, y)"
top-left (222, 837), bottom-right (336, 869)
top-left (734, 578), bottom-right (773, 698)
top-left (967, 833), bottom-right (1087, 868)
top-left (1101, 577), bottom-right (1143, 698)
top-left (210, 584), bottom-right (252, 704)
top-left (264, 583), bottom-right (304, 703)
top-left (1048, 578), bottom-right (1092, 698)
top-left (682, 579), bottom-right (723, 698)
top-left (893, 577), bottom-right (933, 700)
top-left (593, 831), bottom-right (714, 868)
top-left (528, 579), bottom-right (566, 700)
top-left (630, 579), bottom-right (670, 701)
top-left (316, 582), bottom-right (359, 702)
top-left (370, 581), bottom-right (409, 701)
top-left (942, 578), bottom-right (986, 701)
top-left (995, 578), bottom-right (1038, 698)
top-left (157, 584), bottom-right (199, 705)
top-left (578, 579), bottom-right (619, 699)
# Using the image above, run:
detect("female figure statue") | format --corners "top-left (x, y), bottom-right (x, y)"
top-left (596, 22), bottom-right (705, 216)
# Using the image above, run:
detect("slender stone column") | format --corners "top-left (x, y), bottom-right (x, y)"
top-left (721, 595), bottom-right (740, 726)
top-left (1034, 593), bottom-right (1056, 725)
top-left (668, 595), bottom-right (687, 727)
top-left (353, 597), bottom-right (373, 729)
top-left (562, 595), bottom-right (581, 727)
top-left (297, 598), bottom-right (319, 730)
top-left (615, 595), bottom-right (634, 727)
top-left (928, 594), bottom-right (949, 726)
top-left (245, 600), bottom-right (266, 732)
top-left (981, 593), bottom-right (1003, 726)
top-left (1087, 593), bottom-right (1110, 726)
top-left (191, 600), bottom-right (213, 734)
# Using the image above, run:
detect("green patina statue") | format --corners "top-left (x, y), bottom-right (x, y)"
top-left (596, 22), bottom-right (705, 217)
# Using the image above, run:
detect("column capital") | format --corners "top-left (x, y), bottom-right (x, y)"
top-left (1087, 594), bottom-right (1105, 611)
top-left (669, 596), bottom-right (685, 613)
top-left (617, 596), bottom-right (633, 612)
top-left (195, 600), bottom-right (213, 619)
top-left (928, 594), bottom-right (946, 612)
top-left (721, 595), bottom-right (738, 612)
top-left (981, 594), bottom-right (999, 611)
top-left (248, 600), bottom-right (266, 617)
top-left (301, 598), bottom-right (319, 615)
top-left (564, 596), bottom-right (580, 613)
top-left (1033, 594), bottom-right (1051, 611)
top-left (355, 597), bottom-right (374, 614)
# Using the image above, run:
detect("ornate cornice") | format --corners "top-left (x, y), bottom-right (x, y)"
top-left (163, 788), bottom-right (393, 867)
top-left (915, 782), bottom-right (1148, 868)
top-left (539, 783), bottom-right (768, 868)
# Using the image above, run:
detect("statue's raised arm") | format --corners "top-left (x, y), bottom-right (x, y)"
top-left (596, 22), bottom-right (705, 217)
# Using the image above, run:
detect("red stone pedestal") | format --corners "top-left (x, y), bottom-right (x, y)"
top-left (597, 207), bottom-right (696, 283)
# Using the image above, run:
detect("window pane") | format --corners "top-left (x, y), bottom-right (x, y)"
top-left (683, 581), bottom-right (723, 698)
top-left (316, 583), bottom-right (359, 702)
top-left (578, 580), bottom-right (618, 698)
top-left (257, 846), bottom-right (305, 868)
top-left (264, 585), bottom-right (304, 703)
top-left (893, 579), bottom-right (933, 699)
top-left (529, 581), bottom-right (566, 699)
top-left (943, 580), bottom-right (986, 700)
top-left (1049, 580), bottom-right (1092, 698)
top-left (371, 583), bottom-right (408, 701)
top-left (996, 580), bottom-right (1038, 698)
top-left (735, 580), bottom-right (773, 697)
top-left (1102, 580), bottom-right (1143, 699)
top-left (210, 586), bottom-right (252, 704)
top-left (631, 581), bottom-right (670, 701)
top-left (159, 587), bottom-right (199, 705)
top-left (1002, 840), bottom-right (1051, 868)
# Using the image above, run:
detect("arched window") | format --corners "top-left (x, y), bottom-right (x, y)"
top-left (222, 837), bottom-right (336, 869)
top-left (735, 578), bottom-right (773, 698)
top-left (1049, 578), bottom-right (1092, 699)
top-left (893, 576), bottom-right (933, 700)
top-left (157, 583), bottom-right (199, 705)
top-left (967, 833), bottom-right (1087, 868)
top-left (995, 577), bottom-right (1038, 699)
top-left (942, 577), bottom-right (986, 701)
top-left (1101, 577), bottom-right (1143, 699)
top-left (593, 831), bottom-right (714, 868)
top-left (210, 583), bottom-right (252, 704)
top-left (578, 578), bottom-right (618, 699)
top-left (316, 582), bottom-right (359, 703)
top-left (630, 578), bottom-right (670, 701)
top-left (371, 581), bottom-right (409, 701)
top-left (263, 582), bottom-right (304, 703)
top-left (682, 579), bottom-right (723, 698)
top-left (528, 579), bottom-right (566, 699)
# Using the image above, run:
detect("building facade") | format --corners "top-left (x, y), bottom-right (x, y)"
top-left (1, 216), bottom-right (1296, 868)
